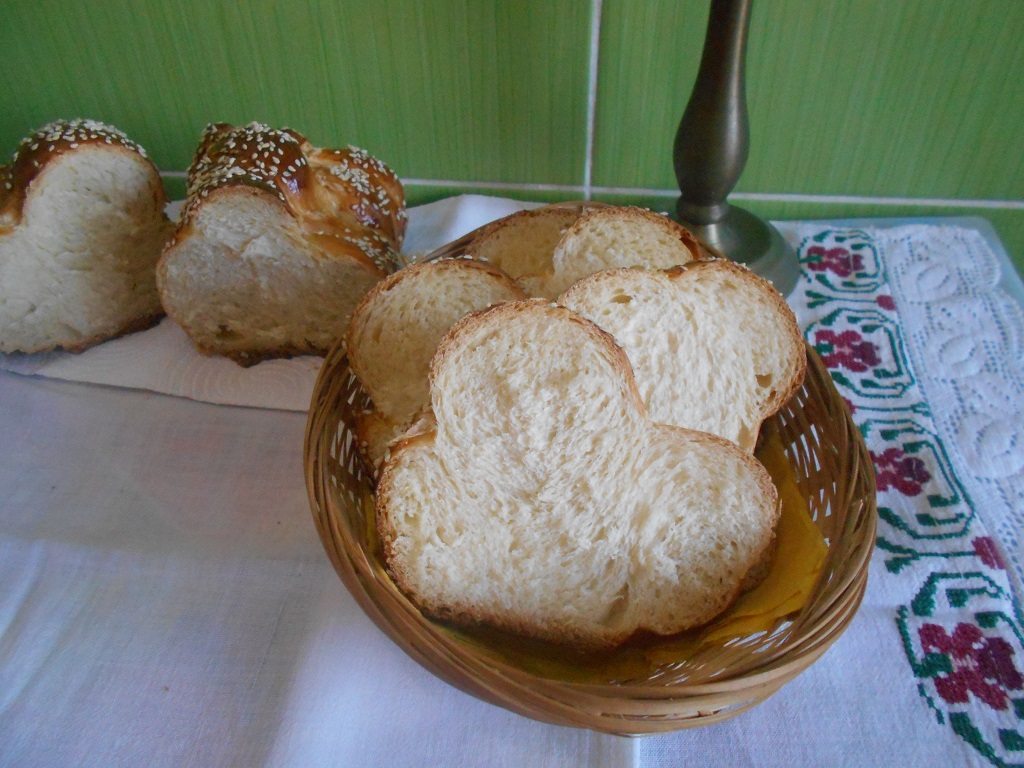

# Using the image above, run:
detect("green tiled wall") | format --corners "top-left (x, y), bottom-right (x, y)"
top-left (597, 0), bottom-right (1024, 199)
top-left (0, 0), bottom-right (592, 184)
top-left (2, 0), bottom-right (1022, 274)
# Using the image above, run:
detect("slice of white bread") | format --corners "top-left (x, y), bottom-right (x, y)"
top-left (347, 257), bottom-right (527, 471)
top-left (464, 205), bottom-right (701, 299)
top-left (376, 300), bottom-right (779, 650)
top-left (465, 205), bottom-right (589, 283)
top-left (559, 259), bottom-right (805, 452)
top-left (157, 123), bottom-right (406, 366)
top-left (0, 119), bottom-right (173, 353)
top-left (524, 206), bottom-right (701, 298)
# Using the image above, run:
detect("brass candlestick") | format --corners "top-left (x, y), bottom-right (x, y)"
top-left (673, 0), bottom-right (799, 296)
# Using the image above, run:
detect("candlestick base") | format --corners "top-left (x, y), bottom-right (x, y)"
top-left (676, 203), bottom-right (800, 297)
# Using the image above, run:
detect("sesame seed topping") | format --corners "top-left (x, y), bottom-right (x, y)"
top-left (179, 122), bottom-right (404, 263)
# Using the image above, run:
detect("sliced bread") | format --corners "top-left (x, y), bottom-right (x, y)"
top-left (558, 259), bottom-right (805, 451)
top-left (464, 204), bottom-right (700, 299)
top-left (524, 206), bottom-right (701, 298)
top-left (376, 300), bottom-right (779, 650)
top-left (465, 205), bottom-right (589, 282)
top-left (347, 257), bottom-right (527, 471)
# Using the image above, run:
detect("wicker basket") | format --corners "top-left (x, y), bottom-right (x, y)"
top-left (304, 205), bottom-right (877, 734)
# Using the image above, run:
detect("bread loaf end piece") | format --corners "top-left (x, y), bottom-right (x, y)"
top-left (158, 123), bottom-right (407, 365)
top-left (0, 119), bottom-right (173, 354)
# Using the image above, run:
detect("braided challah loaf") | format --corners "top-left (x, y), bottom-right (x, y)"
top-left (0, 119), bottom-right (173, 353)
top-left (157, 122), bottom-right (407, 366)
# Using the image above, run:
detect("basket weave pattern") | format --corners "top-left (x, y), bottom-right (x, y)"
top-left (304, 208), bottom-right (877, 733)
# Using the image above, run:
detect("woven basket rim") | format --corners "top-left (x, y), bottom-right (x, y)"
top-left (303, 203), bottom-right (877, 733)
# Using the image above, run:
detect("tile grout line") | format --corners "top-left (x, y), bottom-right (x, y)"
top-left (733, 192), bottom-right (1024, 210)
top-left (582, 0), bottom-right (603, 201)
top-left (157, 171), bottom-right (1024, 211)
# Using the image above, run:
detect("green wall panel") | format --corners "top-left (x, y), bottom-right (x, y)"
top-left (0, 0), bottom-right (593, 184)
top-left (1, 0), bottom-right (1021, 275)
top-left (596, 0), bottom-right (1024, 201)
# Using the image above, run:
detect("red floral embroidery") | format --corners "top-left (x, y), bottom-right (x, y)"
top-left (876, 295), bottom-right (896, 311)
top-left (872, 447), bottom-right (931, 496)
top-left (973, 537), bottom-right (1006, 570)
top-left (806, 245), bottom-right (864, 277)
top-left (920, 622), bottom-right (1024, 710)
top-left (815, 329), bottom-right (881, 372)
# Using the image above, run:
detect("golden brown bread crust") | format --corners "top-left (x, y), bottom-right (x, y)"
top-left (739, 528), bottom-right (777, 593)
top-left (172, 122), bottom-right (405, 274)
top-left (0, 119), bottom-right (164, 233)
top-left (309, 144), bottom-right (407, 247)
top-left (158, 123), bottom-right (407, 366)
top-left (0, 119), bottom-right (171, 354)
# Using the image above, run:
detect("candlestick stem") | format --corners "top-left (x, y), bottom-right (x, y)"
top-left (673, 0), bottom-right (799, 295)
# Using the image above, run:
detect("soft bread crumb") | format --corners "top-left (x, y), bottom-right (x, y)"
top-left (466, 207), bottom-right (588, 282)
top-left (559, 260), bottom-right (805, 451)
top-left (347, 258), bottom-right (526, 470)
top-left (158, 189), bottom-right (383, 364)
top-left (535, 207), bottom-right (700, 298)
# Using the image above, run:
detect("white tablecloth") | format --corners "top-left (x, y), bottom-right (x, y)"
top-left (2, 196), bottom-right (1022, 767)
